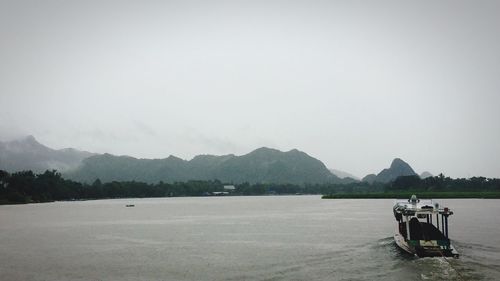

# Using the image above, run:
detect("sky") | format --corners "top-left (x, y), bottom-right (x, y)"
top-left (1, 0), bottom-right (499, 178)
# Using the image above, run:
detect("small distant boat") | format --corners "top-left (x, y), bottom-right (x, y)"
top-left (125, 204), bottom-right (135, 207)
top-left (393, 195), bottom-right (459, 258)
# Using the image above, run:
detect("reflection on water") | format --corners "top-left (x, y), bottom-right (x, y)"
top-left (0, 197), bottom-right (498, 281)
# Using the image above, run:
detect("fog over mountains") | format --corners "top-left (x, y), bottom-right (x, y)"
top-left (328, 169), bottom-right (360, 181)
top-left (0, 136), bottom-right (346, 184)
top-left (0, 136), bottom-right (95, 173)
top-left (0, 136), bottom-right (432, 185)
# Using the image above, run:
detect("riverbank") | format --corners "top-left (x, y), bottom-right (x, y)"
top-left (322, 191), bottom-right (500, 199)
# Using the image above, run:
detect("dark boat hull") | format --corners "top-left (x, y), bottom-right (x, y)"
top-left (394, 226), bottom-right (459, 258)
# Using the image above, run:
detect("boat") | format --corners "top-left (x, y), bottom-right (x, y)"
top-left (393, 195), bottom-right (459, 258)
top-left (125, 204), bottom-right (135, 207)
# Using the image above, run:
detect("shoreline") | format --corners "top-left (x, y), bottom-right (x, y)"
top-left (322, 192), bottom-right (500, 199)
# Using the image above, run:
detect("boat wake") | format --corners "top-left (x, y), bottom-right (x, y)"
top-left (226, 237), bottom-right (489, 281)
top-left (371, 237), bottom-right (483, 281)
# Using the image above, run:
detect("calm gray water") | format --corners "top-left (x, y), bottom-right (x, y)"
top-left (0, 196), bottom-right (499, 281)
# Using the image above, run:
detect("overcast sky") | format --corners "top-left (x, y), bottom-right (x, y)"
top-left (1, 0), bottom-right (499, 178)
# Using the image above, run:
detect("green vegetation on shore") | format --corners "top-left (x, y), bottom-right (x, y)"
top-left (1, 169), bottom-right (500, 205)
top-left (322, 191), bottom-right (500, 199)
top-left (323, 174), bottom-right (500, 199)
top-left (0, 169), bottom-right (345, 204)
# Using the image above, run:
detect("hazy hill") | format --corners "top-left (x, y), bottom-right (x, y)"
top-left (329, 169), bottom-right (360, 181)
top-left (65, 147), bottom-right (342, 184)
top-left (361, 174), bottom-right (377, 184)
top-left (420, 171), bottom-right (433, 179)
top-left (369, 158), bottom-right (418, 183)
top-left (0, 136), bottom-right (95, 173)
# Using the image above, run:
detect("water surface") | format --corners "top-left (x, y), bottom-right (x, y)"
top-left (0, 196), bottom-right (498, 280)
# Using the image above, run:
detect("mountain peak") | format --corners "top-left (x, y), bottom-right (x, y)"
top-left (420, 171), bottom-right (433, 179)
top-left (0, 135), bottom-right (94, 173)
top-left (24, 135), bottom-right (37, 142)
top-left (362, 174), bottom-right (377, 184)
top-left (249, 147), bottom-right (306, 156)
top-left (5, 135), bottom-right (48, 151)
top-left (16, 135), bottom-right (43, 147)
top-left (369, 158), bottom-right (417, 183)
top-left (166, 155), bottom-right (184, 162)
top-left (390, 158), bottom-right (406, 168)
top-left (251, 147), bottom-right (280, 153)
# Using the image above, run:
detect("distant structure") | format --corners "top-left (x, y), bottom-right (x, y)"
top-left (211, 191), bottom-right (229, 196)
top-left (206, 185), bottom-right (236, 196)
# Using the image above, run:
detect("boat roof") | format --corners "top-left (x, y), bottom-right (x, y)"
top-left (393, 196), bottom-right (453, 216)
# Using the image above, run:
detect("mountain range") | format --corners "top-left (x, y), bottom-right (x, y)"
top-left (0, 136), bottom-right (347, 184)
top-left (0, 136), bottom-right (429, 185)
top-left (65, 147), bottom-right (349, 184)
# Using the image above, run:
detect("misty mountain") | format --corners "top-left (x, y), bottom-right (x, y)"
top-left (0, 136), bottom-right (96, 173)
top-left (373, 158), bottom-right (418, 183)
top-left (420, 171), bottom-right (433, 179)
top-left (65, 147), bottom-right (343, 185)
top-left (361, 174), bottom-right (377, 184)
top-left (329, 169), bottom-right (360, 181)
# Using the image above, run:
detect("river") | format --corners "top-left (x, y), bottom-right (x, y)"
top-left (0, 196), bottom-right (498, 280)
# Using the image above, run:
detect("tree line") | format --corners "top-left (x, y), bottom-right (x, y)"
top-left (387, 174), bottom-right (500, 192)
top-left (1, 169), bottom-right (499, 204)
